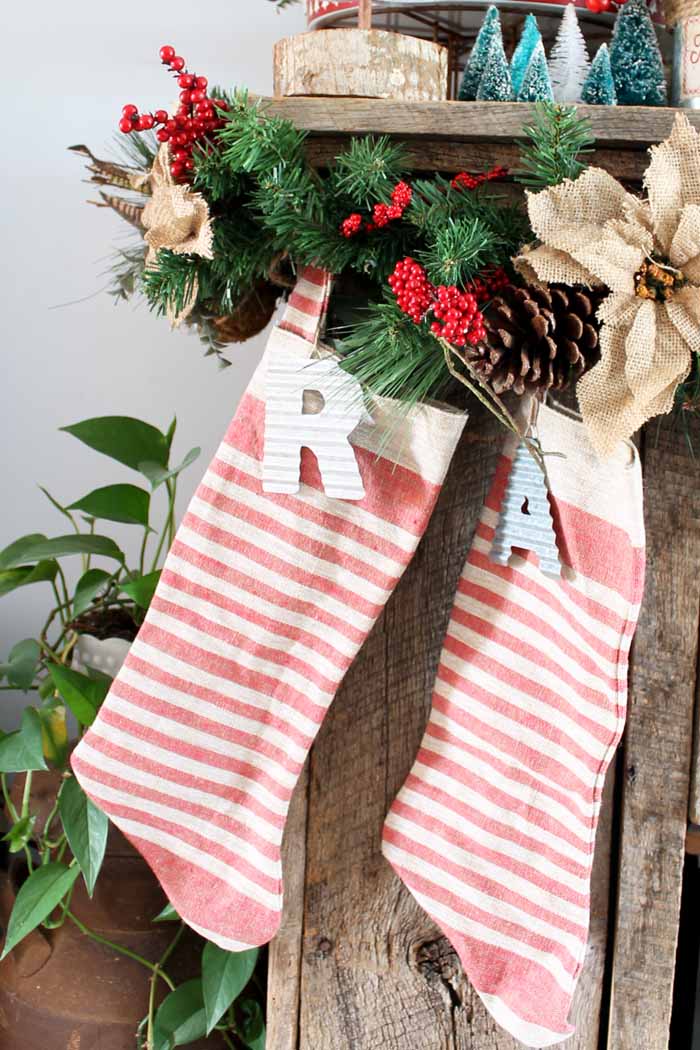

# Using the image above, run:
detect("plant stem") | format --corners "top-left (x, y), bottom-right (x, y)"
top-left (150, 481), bottom-right (178, 573)
top-left (51, 582), bottom-right (68, 628)
top-left (138, 526), bottom-right (150, 577)
top-left (146, 923), bottom-right (185, 1049)
top-left (66, 910), bottom-right (176, 990)
top-left (56, 565), bottom-right (72, 612)
top-left (20, 771), bottom-right (33, 820)
top-left (1, 774), bottom-right (19, 822)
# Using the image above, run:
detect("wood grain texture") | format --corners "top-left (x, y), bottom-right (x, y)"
top-left (268, 404), bottom-right (617, 1050)
top-left (263, 98), bottom-right (700, 146)
top-left (273, 31), bottom-right (447, 102)
top-left (606, 416), bottom-right (700, 1050)
top-left (301, 137), bottom-right (650, 181)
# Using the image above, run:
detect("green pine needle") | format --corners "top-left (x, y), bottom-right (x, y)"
top-left (518, 102), bottom-right (594, 190)
top-left (336, 297), bottom-right (450, 408)
top-left (418, 216), bottom-right (501, 287)
top-left (333, 136), bottom-right (407, 208)
top-left (141, 250), bottom-right (199, 319)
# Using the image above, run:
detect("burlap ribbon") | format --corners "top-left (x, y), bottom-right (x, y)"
top-left (141, 145), bottom-right (214, 325)
top-left (516, 114), bottom-right (700, 457)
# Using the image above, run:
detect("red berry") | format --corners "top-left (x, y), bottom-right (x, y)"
top-left (178, 73), bottom-right (195, 88)
top-left (170, 161), bottom-right (185, 178)
top-left (156, 128), bottom-right (170, 142)
top-left (118, 117), bottom-right (133, 133)
top-left (159, 45), bottom-right (176, 63)
top-left (190, 89), bottom-right (206, 104)
top-left (154, 109), bottom-right (169, 124)
top-left (122, 104), bottom-right (138, 118)
top-left (184, 158), bottom-right (194, 171)
top-left (140, 113), bottom-right (155, 129)
top-left (180, 89), bottom-right (192, 104)
top-left (195, 76), bottom-right (208, 90)
top-left (171, 56), bottom-right (185, 72)
top-left (340, 213), bottom-right (363, 238)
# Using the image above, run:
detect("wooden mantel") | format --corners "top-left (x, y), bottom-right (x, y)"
top-left (263, 99), bottom-right (700, 1050)
top-left (264, 98), bottom-right (700, 179)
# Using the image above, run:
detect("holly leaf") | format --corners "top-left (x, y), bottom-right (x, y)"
top-left (68, 484), bottom-right (150, 527)
top-left (202, 943), bottom-right (259, 1034)
top-left (58, 776), bottom-right (109, 896)
top-left (0, 709), bottom-right (49, 773)
top-left (0, 862), bottom-right (80, 958)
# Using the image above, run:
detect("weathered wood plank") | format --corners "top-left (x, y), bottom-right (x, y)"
top-left (273, 404), bottom-right (616, 1050)
top-left (302, 136), bottom-right (649, 181)
top-left (267, 764), bottom-right (309, 1050)
top-left (264, 98), bottom-right (700, 148)
top-left (606, 416), bottom-right (700, 1050)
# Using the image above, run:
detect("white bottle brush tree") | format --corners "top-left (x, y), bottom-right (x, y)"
top-left (549, 3), bottom-right (591, 102)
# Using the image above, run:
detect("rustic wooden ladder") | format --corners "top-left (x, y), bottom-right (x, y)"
top-left (263, 99), bottom-right (700, 1050)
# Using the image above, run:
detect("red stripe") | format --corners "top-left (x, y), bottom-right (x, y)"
top-left (150, 593), bottom-right (342, 697)
top-left (169, 538), bottom-right (366, 647)
top-left (223, 392), bottom-right (440, 535)
top-left (184, 510), bottom-right (383, 621)
top-left (124, 651), bottom-right (314, 752)
top-left (208, 454), bottom-right (412, 565)
top-left (389, 796), bottom-right (589, 908)
top-left (98, 706), bottom-right (294, 804)
top-left (110, 676), bottom-right (303, 776)
top-left (137, 621), bottom-right (329, 724)
top-left (80, 733), bottom-right (285, 830)
top-left (160, 566), bottom-right (352, 672)
top-left (197, 482), bottom-right (399, 592)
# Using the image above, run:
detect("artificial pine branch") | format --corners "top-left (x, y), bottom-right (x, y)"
top-left (141, 250), bottom-right (200, 319)
top-left (518, 102), bottom-right (594, 190)
top-left (337, 296), bottom-right (451, 408)
top-left (332, 136), bottom-right (407, 208)
top-left (419, 217), bottom-right (501, 287)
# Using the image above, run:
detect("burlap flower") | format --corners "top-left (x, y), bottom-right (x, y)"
top-left (516, 114), bottom-right (700, 457)
top-left (141, 145), bottom-right (214, 324)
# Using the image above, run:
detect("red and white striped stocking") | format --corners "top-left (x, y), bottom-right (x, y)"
top-left (382, 403), bottom-right (645, 1047)
top-left (72, 267), bottom-right (466, 950)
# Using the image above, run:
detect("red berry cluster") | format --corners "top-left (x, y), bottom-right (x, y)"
top-left (340, 213), bottom-right (363, 238)
top-left (451, 165), bottom-right (509, 192)
top-left (388, 257), bottom-right (487, 348)
top-left (430, 285), bottom-right (485, 347)
top-left (118, 45), bottom-right (228, 181)
top-left (467, 266), bottom-right (511, 304)
top-left (388, 257), bottom-right (434, 323)
top-left (340, 181), bottom-right (412, 238)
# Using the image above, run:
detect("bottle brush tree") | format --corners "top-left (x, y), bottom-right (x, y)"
top-left (581, 43), bottom-right (617, 105)
top-left (476, 31), bottom-right (514, 101)
top-left (459, 5), bottom-right (503, 100)
top-left (511, 14), bottom-right (543, 97)
top-left (549, 3), bottom-right (591, 102)
top-left (517, 40), bottom-right (554, 102)
top-left (609, 0), bottom-right (667, 105)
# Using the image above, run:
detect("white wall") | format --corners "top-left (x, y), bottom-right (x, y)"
top-left (1, 0), bottom-right (307, 730)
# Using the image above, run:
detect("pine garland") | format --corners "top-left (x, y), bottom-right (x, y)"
top-left (518, 102), bottom-right (594, 190)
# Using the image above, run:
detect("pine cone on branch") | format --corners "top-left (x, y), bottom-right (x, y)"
top-left (470, 283), bottom-right (606, 395)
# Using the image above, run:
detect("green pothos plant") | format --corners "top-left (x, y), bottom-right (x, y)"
top-left (0, 416), bottom-right (266, 1049)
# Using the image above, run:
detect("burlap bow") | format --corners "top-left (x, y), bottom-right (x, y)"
top-left (141, 145), bottom-right (214, 325)
top-left (516, 114), bottom-right (700, 457)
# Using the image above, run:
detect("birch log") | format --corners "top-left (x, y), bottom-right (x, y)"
top-left (273, 29), bottom-right (448, 102)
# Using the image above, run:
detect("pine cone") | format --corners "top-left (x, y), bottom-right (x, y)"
top-left (471, 283), bottom-right (605, 395)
